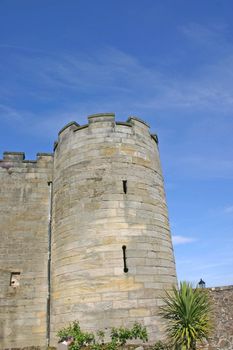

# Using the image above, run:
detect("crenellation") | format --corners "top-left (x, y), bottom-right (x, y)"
top-left (151, 133), bottom-right (159, 144)
top-left (88, 112), bottom-right (115, 124)
top-left (2, 151), bottom-right (25, 161)
top-left (127, 116), bottom-right (150, 128)
top-left (58, 120), bottom-right (80, 136)
top-left (74, 123), bottom-right (89, 132)
top-left (115, 121), bottom-right (132, 127)
top-left (36, 152), bottom-right (54, 159)
top-left (0, 152), bottom-right (53, 169)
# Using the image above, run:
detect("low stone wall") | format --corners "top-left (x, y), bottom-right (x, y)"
top-left (206, 285), bottom-right (233, 350)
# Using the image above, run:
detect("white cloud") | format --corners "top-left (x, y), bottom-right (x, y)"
top-left (172, 235), bottom-right (196, 245)
top-left (181, 22), bottom-right (228, 46)
top-left (224, 206), bottom-right (233, 214)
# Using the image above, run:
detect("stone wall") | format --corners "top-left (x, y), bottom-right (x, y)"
top-left (0, 152), bottom-right (53, 349)
top-left (50, 114), bottom-right (177, 345)
top-left (206, 285), bottom-right (233, 350)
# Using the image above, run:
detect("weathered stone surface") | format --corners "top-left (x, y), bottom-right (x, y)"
top-left (0, 114), bottom-right (177, 349)
top-left (204, 286), bottom-right (233, 350)
top-left (0, 154), bottom-right (53, 349)
top-left (50, 114), bottom-right (177, 345)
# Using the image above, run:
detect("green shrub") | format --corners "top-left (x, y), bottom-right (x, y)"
top-left (57, 320), bottom-right (95, 350)
top-left (57, 321), bottom-right (148, 350)
top-left (110, 322), bottom-right (148, 346)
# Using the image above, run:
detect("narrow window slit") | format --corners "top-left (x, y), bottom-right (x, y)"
top-left (123, 180), bottom-right (127, 194)
top-left (122, 245), bottom-right (128, 273)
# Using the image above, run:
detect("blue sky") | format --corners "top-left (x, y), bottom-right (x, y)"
top-left (1, 0), bottom-right (232, 287)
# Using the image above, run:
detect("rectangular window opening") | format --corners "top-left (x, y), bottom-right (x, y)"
top-left (123, 180), bottom-right (127, 194)
top-left (10, 272), bottom-right (21, 287)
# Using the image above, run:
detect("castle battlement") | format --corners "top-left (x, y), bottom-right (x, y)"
top-left (0, 151), bottom-right (54, 164)
top-left (54, 114), bottom-right (158, 151)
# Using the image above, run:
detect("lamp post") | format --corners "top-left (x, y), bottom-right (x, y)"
top-left (198, 278), bottom-right (206, 288)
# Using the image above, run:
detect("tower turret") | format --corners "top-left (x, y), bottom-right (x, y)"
top-left (50, 113), bottom-right (177, 343)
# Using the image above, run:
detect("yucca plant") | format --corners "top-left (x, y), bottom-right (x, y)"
top-left (160, 281), bottom-right (212, 350)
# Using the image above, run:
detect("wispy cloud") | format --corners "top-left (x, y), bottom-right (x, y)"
top-left (175, 254), bottom-right (233, 287)
top-left (2, 38), bottom-right (233, 113)
top-left (224, 206), bottom-right (233, 214)
top-left (0, 104), bottom-right (24, 122)
top-left (172, 235), bottom-right (196, 245)
top-left (198, 259), bottom-right (233, 270)
top-left (1, 25), bottom-right (233, 181)
top-left (1, 44), bottom-right (232, 179)
top-left (181, 22), bottom-right (229, 47)
top-left (166, 155), bottom-right (233, 180)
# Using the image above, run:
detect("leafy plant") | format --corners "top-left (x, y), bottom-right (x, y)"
top-left (57, 321), bottom-right (148, 350)
top-left (110, 322), bottom-right (148, 346)
top-left (131, 322), bottom-right (148, 342)
top-left (159, 281), bottom-right (212, 350)
top-left (57, 320), bottom-right (95, 350)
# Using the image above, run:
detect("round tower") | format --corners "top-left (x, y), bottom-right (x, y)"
top-left (50, 113), bottom-right (177, 343)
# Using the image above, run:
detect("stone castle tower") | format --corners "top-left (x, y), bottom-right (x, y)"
top-left (0, 114), bottom-right (177, 349)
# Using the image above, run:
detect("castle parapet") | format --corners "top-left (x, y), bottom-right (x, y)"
top-left (58, 121), bottom-right (80, 136)
top-left (127, 116), bottom-right (150, 130)
top-left (55, 113), bottom-right (159, 149)
top-left (3, 152), bottom-right (25, 161)
top-left (88, 112), bottom-right (115, 124)
top-left (36, 153), bottom-right (54, 160)
top-left (0, 152), bottom-right (53, 167)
